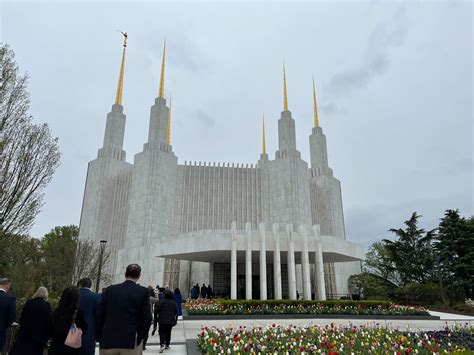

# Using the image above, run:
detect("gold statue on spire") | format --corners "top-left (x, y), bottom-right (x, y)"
top-left (262, 114), bottom-right (267, 154)
top-left (167, 96), bottom-right (172, 145)
top-left (158, 39), bottom-right (166, 98)
top-left (114, 31), bottom-right (128, 105)
top-left (312, 77), bottom-right (319, 127)
top-left (283, 62), bottom-right (288, 111)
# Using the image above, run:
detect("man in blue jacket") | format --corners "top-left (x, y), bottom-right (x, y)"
top-left (78, 277), bottom-right (101, 355)
top-left (0, 278), bottom-right (16, 353)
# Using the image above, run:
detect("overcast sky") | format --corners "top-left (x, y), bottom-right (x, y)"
top-left (1, 0), bottom-right (472, 247)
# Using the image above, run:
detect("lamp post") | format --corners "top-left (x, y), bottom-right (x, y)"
top-left (95, 240), bottom-right (107, 293)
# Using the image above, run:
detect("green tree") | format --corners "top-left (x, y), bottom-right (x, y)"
top-left (0, 233), bottom-right (41, 298)
top-left (39, 225), bottom-right (78, 297)
top-left (382, 212), bottom-right (436, 285)
top-left (436, 210), bottom-right (474, 299)
top-left (364, 242), bottom-right (400, 286)
top-left (348, 272), bottom-right (396, 300)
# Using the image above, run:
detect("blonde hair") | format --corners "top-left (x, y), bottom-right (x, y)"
top-left (33, 286), bottom-right (48, 300)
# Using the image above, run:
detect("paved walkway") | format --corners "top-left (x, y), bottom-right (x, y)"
top-left (429, 310), bottom-right (474, 321)
top-left (96, 311), bottom-right (473, 354)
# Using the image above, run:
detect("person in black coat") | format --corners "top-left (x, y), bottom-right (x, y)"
top-left (0, 278), bottom-right (16, 353)
top-left (49, 286), bottom-right (88, 355)
top-left (96, 264), bottom-right (152, 352)
top-left (155, 290), bottom-right (178, 353)
top-left (11, 286), bottom-right (52, 355)
top-left (78, 278), bottom-right (100, 355)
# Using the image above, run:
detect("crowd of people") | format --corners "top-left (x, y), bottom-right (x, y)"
top-left (0, 264), bottom-right (182, 354)
top-left (190, 283), bottom-right (214, 299)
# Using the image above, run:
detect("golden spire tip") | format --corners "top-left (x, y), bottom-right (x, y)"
top-left (262, 113), bottom-right (266, 155)
top-left (158, 39), bottom-right (166, 98)
top-left (283, 62), bottom-right (288, 111)
top-left (312, 77), bottom-right (319, 128)
top-left (114, 31), bottom-right (128, 105)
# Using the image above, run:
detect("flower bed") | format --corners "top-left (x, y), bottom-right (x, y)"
top-left (186, 298), bottom-right (225, 315)
top-left (185, 299), bottom-right (429, 316)
top-left (197, 323), bottom-right (474, 354)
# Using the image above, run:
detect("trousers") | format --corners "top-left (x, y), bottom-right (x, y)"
top-left (99, 341), bottom-right (143, 355)
top-left (159, 324), bottom-right (173, 347)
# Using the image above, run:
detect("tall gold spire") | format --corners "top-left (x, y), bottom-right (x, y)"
top-left (114, 31), bottom-right (128, 105)
top-left (312, 77), bottom-right (319, 127)
top-left (262, 114), bottom-right (266, 154)
top-left (158, 39), bottom-right (166, 98)
top-left (167, 96), bottom-right (172, 145)
top-left (283, 62), bottom-right (288, 111)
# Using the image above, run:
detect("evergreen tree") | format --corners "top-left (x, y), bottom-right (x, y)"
top-left (436, 210), bottom-right (474, 298)
top-left (382, 212), bottom-right (436, 285)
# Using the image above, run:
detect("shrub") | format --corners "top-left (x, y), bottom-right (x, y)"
top-left (184, 298), bottom-right (429, 316)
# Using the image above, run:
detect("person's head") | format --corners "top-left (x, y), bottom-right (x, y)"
top-left (164, 290), bottom-right (173, 300)
top-left (57, 286), bottom-right (80, 317)
top-left (78, 277), bottom-right (92, 289)
top-left (33, 286), bottom-right (48, 300)
top-left (165, 285), bottom-right (170, 291)
top-left (0, 278), bottom-right (12, 292)
top-left (208, 284), bottom-right (211, 287)
top-left (174, 288), bottom-right (181, 295)
top-left (156, 285), bottom-right (160, 289)
top-left (125, 264), bottom-right (141, 281)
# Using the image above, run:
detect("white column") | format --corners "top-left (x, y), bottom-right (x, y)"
top-left (300, 225), bottom-right (312, 300)
top-left (231, 221), bottom-right (237, 300)
top-left (259, 223), bottom-right (267, 300)
top-left (245, 222), bottom-right (252, 300)
top-left (286, 224), bottom-right (297, 300)
top-left (272, 223), bottom-right (282, 299)
top-left (313, 225), bottom-right (326, 300)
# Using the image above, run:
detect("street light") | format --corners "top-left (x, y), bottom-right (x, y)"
top-left (95, 240), bottom-right (107, 293)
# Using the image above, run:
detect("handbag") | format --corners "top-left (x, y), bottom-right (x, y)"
top-left (64, 310), bottom-right (82, 349)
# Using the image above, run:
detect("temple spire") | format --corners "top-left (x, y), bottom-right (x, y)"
top-left (158, 39), bottom-right (166, 98)
top-left (167, 96), bottom-right (172, 145)
top-left (262, 114), bottom-right (266, 154)
top-left (312, 77), bottom-right (319, 127)
top-left (283, 62), bottom-right (288, 111)
top-left (114, 31), bottom-right (128, 105)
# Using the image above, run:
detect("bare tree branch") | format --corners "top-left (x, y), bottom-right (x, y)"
top-left (0, 44), bottom-right (61, 235)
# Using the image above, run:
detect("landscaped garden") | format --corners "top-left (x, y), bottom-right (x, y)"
top-left (185, 299), bottom-right (430, 316)
top-left (197, 322), bottom-right (474, 354)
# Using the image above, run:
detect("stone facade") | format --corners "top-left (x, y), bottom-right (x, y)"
top-left (78, 58), bottom-right (362, 297)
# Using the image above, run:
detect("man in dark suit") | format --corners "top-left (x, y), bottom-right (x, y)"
top-left (97, 264), bottom-right (151, 354)
top-left (78, 277), bottom-right (101, 355)
top-left (0, 278), bottom-right (16, 353)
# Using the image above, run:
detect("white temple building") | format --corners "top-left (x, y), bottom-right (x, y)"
top-left (78, 35), bottom-right (364, 300)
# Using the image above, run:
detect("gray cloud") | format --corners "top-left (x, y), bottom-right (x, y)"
top-left (142, 31), bottom-right (210, 74)
top-left (195, 110), bottom-right (216, 128)
top-left (326, 5), bottom-right (408, 98)
top-left (319, 102), bottom-right (345, 116)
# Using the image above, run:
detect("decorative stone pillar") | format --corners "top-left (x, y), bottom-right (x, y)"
top-left (231, 221), bottom-right (237, 300)
top-left (313, 225), bottom-right (326, 300)
top-left (272, 223), bottom-right (282, 300)
top-left (286, 224), bottom-right (297, 300)
top-left (259, 223), bottom-right (267, 300)
top-left (245, 222), bottom-right (252, 300)
top-left (300, 225), bottom-right (312, 300)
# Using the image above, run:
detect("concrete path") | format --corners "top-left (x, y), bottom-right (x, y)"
top-left (429, 310), bottom-right (474, 321)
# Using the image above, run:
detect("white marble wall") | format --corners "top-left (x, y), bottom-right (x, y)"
top-left (80, 100), bottom-right (360, 295)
